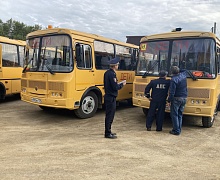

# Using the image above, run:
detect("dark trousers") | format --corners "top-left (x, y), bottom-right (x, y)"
top-left (170, 97), bottom-right (186, 134)
top-left (146, 100), bottom-right (166, 130)
top-left (104, 96), bottom-right (116, 135)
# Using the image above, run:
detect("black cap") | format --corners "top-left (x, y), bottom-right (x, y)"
top-left (109, 57), bottom-right (120, 65)
top-left (159, 70), bottom-right (168, 77)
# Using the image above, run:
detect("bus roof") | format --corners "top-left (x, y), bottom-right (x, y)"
top-left (27, 28), bottom-right (138, 48)
top-left (140, 31), bottom-right (220, 44)
top-left (0, 36), bottom-right (26, 46)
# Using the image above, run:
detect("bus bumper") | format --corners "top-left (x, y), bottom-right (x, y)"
top-left (133, 98), bottom-right (214, 117)
top-left (21, 93), bottom-right (76, 110)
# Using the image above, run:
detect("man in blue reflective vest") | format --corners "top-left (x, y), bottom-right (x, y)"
top-left (104, 57), bottom-right (126, 139)
top-left (145, 70), bottom-right (170, 131)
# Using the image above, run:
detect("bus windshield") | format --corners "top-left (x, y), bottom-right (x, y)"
top-left (25, 35), bottom-right (73, 73)
top-left (137, 38), bottom-right (216, 78)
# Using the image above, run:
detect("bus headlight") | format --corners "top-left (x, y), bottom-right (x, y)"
top-left (136, 93), bottom-right (145, 98)
top-left (195, 100), bottom-right (200, 104)
top-left (51, 92), bottom-right (63, 97)
top-left (191, 99), bottom-right (207, 105)
top-left (202, 100), bottom-right (207, 104)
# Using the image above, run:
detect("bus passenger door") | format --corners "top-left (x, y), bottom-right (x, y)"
top-left (75, 43), bottom-right (94, 90)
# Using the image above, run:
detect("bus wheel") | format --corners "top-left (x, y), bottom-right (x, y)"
top-left (75, 92), bottom-right (98, 119)
top-left (217, 100), bottom-right (220, 111)
top-left (0, 87), bottom-right (5, 100)
top-left (127, 99), bottom-right (134, 106)
top-left (202, 116), bottom-right (215, 128)
top-left (142, 108), bottom-right (149, 116)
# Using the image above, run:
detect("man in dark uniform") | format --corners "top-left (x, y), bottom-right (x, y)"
top-left (104, 57), bottom-right (126, 139)
top-left (145, 70), bottom-right (170, 131)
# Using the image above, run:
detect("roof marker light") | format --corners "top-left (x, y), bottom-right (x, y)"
top-left (172, 28), bottom-right (182, 32)
top-left (48, 25), bottom-right (53, 29)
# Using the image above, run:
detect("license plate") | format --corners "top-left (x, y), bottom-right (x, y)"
top-left (31, 98), bottom-right (42, 104)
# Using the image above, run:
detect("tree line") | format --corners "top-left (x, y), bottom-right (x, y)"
top-left (0, 19), bottom-right (42, 40)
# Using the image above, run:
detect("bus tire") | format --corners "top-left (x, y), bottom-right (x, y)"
top-left (217, 100), bottom-right (220, 111)
top-left (127, 98), bottom-right (133, 106)
top-left (202, 116), bottom-right (215, 128)
top-left (0, 84), bottom-right (6, 100)
top-left (142, 108), bottom-right (149, 116)
top-left (74, 91), bottom-right (98, 119)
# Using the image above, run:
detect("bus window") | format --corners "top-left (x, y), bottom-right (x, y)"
top-left (76, 43), bottom-right (92, 69)
top-left (26, 38), bottom-right (40, 70)
top-left (137, 41), bottom-right (169, 75)
top-left (1, 43), bottom-right (20, 67)
top-left (115, 45), bottom-right (134, 70)
top-left (94, 41), bottom-right (114, 70)
top-left (26, 35), bottom-right (72, 72)
top-left (19, 45), bottom-right (25, 67)
top-left (217, 48), bottom-right (220, 74)
top-left (171, 39), bottom-right (216, 77)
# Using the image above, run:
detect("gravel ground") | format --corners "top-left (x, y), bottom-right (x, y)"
top-left (0, 96), bottom-right (220, 180)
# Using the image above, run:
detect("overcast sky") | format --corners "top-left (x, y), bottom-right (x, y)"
top-left (0, 0), bottom-right (220, 42)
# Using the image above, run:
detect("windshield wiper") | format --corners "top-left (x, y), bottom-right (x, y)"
top-left (45, 62), bottom-right (55, 75)
top-left (186, 70), bottom-right (197, 81)
top-left (142, 71), bottom-right (148, 78)
top-left (142, 71), bottom-right (152, 78)
top-left (22, 58), bottom-right (33, 73)
top-left (142, 60), bottom-right (159, 78)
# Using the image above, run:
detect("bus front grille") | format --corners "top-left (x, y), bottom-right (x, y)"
top-left (134, 84), bottom-right (146, 92)
top-left (48, 82), bottom-right (64, 91)
top-left (29, 81), bottom-right (46, 90)
top-left (21, 79), bottom-right (27, 87)
top-left (134, 84), bottom-right (210, 99)
top-left (136, 79), bottom-right (148, 83)
top-left (188, 88), bottom-right (210, 98)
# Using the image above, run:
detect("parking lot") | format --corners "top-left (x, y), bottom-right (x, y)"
top-left (0, 96), bottom-right (220, 180)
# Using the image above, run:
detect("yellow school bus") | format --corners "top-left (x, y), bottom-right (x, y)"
top-left (0, 36), bottom-right (25, 100)
top-left (21, 27), bottom-right (138, 118)
top-left (133, 29), bottom-right (220, 127)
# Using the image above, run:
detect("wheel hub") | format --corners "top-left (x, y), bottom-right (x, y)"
top-left (82, 96), bottom-right (95, 114)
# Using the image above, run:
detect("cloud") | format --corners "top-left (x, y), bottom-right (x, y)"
top-left (0, 0), bottom-right (220, 41)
